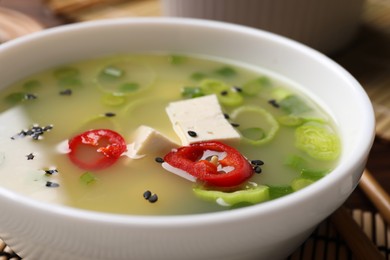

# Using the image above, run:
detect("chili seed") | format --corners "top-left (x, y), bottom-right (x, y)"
top-left (143, 190), bottom-right (152, 200)
top-left (254, 166), bottom-right (262, 174)
top-left (148, 194), bottom-right (158, 203)
top-left (187, 130), bottom-right (197, 137)
top-left (155, 157), bottom-right (164, 163)
top-left (46, 181), bottom-right (60, 188)
top-left (251, 160), bottom-right (264, 166)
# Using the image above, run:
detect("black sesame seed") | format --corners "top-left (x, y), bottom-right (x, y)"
top-left (223, 113), bottom-right (230, 120)
top-left (220, 90), bottom-right (228, 96)
top-left (268, 99), bottom-right (280, 108)
top-left (187, 130), bottom-right (197, 137)
top-left (46, 181), bottom-right (60, 188)
top-left (233, 86), bottom-right (242, 92)
top-left (32, 128), bottom-right (44, 136)
top-left (25, 93), bottom-right (37, 100)
top-left (59, 89), bottom-right (72, 96)
top-left (155, 157), bottom-right (164, 163)
top-left (254, 166), bottom-right (262, 174)
top-left (148, 194), bottom-right (158, 203)
top-left (251, 160), bottom-right (264, 166)
top-left (13, 124), bottom-right (54, 141)
top-left (104, 112), bottom-right (116, 117)
top-left (11, 130), bottom-right (26, 140)
top-left (143, 190), bottom-right (152, 200)
top-left (43, 125), bottom-right (53, 131)
top-left (231, 123), bottom-right (240, 127)
top-left (45, 169), bottom-right (58, 175)
top-left (26, 153), bottom-right (35, 160)
top-left (32, 126), bottom-right (42, 131)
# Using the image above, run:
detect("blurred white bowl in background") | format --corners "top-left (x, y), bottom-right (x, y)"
top-left (161, 0), bottom-right (364, 54)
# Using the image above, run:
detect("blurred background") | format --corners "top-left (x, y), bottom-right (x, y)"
top-left (0, 0), bottom-right (367, 52)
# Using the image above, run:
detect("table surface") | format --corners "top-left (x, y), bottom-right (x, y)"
top-left (0, 0), bottom-right (389, 259)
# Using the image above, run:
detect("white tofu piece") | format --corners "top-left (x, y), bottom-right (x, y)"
top-left (125, 125), bottom-right (179, 159)
top-left (166, 94), bottom-right (240, 145)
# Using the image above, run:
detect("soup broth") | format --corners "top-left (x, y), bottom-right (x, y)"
top-left (0, 54), bottom-right (340, 215)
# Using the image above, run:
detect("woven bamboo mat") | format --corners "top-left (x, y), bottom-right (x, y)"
top-left (288, 209), bottom-right (390, 260)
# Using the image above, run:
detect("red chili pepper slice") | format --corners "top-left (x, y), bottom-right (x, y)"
top-left (163, 141), bottom-right (253, 187)
top-left (68, 129), bottom-right (127, 171)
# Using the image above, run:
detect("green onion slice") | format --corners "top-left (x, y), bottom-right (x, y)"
top-left (300, 168), bottom-right (330, 181)
top-left (101, 93), bottom-right (126, 107)
top-left (277, 115), bottom-right (326, 127)
top-left (241, 76), bottom-right (271, 96)
top-left (102, 66), bottom-right (124, 79)
top-left (268, 186), bottom-right (294, 200)
top-left (284, 154), bottom-right (307, 171)
top-left (53, 67), bottom-right (79, 79)
top-left (4, 92), bottom-right (26, 104)
top-left (193, 185), bottom-right (269, 206)
top-left (231, 105), bottom-right (279, 145)
top-left (23, 80), bottom-right (41, 90)
top-left (277, 115), bottom-right (305, 127)
top-left (95, 58), bottom-right (155, 96)
top-left (190, 72), bottom-right (207, 81)
top-left (279, 95), bottom-right (311, 114)
top-left (200, 79), bottom-right (243, 106)
top-left (53, 67), bottom-right (82, 88)
top-left (284, 154), bottom-right (330, 180)
top-left (295, 123), bottom-right (340, 161)
top-left (241, 127), bottom-right (266, 141)
top-left (181, 86), bottom-right (205, 99)
top-left (80, 172), bottom-right (97, 185)
top-left (214, 66), bottom-right (237, 77)
top-left (291, 178), bottom-right (314, 191)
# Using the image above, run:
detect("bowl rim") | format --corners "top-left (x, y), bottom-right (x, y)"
top-left (0, 17), bottom-right (375, 226)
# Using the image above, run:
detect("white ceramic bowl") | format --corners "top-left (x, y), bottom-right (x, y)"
top-left (0, 18), bottom-right (375, 260)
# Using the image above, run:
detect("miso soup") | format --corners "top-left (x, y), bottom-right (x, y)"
top-left (0, 54), bottom-right (340, 215)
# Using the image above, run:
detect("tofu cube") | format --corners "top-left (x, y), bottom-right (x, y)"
top-left (166, 94), bottom-right (240, 145)
top-left (126, 125), bottom-right (179, 158)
